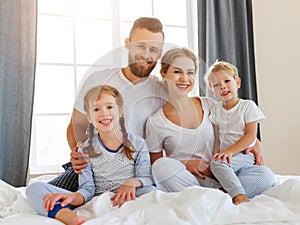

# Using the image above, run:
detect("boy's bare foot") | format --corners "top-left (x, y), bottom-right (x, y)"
top-left (74, 215), bottom-right (88, 225)
top-left (233, 194), bottom-right (250, 205)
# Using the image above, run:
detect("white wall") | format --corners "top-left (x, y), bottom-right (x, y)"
top-left (252, 0), bottom-right (300, 175)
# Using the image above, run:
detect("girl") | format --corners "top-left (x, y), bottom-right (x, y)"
top-left (26, 85), bottom-right (155, 225)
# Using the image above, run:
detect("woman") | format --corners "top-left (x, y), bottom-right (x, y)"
top-left (145, 48), bottom-right (275, 199)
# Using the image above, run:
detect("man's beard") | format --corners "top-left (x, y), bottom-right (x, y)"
top-left (128, 55), bottom-right (157, 78)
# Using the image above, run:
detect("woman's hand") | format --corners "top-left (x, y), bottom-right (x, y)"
top-left (70, 142), bottom-right (90, 174)
top-left (184, 159), bottom-right (213, 179)
top-left (111, 178), bottom-right (141, 207)
top-left (243, 139), bottom-right (264, 165)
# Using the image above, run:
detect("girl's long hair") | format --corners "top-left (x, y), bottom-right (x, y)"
top-left (84, 85), bottom-right (136, 160)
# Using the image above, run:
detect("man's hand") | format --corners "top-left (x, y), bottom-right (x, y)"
top-left (243, 139), bottom-right (264, 165)
top-left (70, 143), bottom-right (89, 174)
top-left (67, 109), bottom-right (90, 174)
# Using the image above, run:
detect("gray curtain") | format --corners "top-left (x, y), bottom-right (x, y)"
top-left (0, 0), bottom-right (37, 187)
top-left (197, 0), bottom-right (257, 103)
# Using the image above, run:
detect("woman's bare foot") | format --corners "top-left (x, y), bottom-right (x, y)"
top-left (74, 215), bottom-right (88, 225)
top-left (233, 194), bottom-right (250, 205)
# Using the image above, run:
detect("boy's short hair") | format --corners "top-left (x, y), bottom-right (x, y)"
top-left (204, 61), bottom-right (239, 88)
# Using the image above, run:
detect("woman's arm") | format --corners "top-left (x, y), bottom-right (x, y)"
top-left (212, 124), bottom-right (220, 156)
top-left (244, 138), bottom-right (264, 165)
top-left (181, 159), bottom-right (213, 179)
top-left (150, 152), bottom-right (163, 164)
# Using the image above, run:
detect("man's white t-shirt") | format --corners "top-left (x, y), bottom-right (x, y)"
top-left (146, 97), bottom-right (216, 161)
top-left (209, 99), bottom-right (265, 151)
top-left (74, 68), bottom-right (167, 138)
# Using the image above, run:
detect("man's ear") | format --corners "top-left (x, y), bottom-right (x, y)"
top-left (125, 38), bottom-right (130, 49)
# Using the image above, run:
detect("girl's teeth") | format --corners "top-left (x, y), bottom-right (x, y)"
top-left (177, 84), bottom-right (188, 88)
top-left (100, 120), bottom-right (111, 124)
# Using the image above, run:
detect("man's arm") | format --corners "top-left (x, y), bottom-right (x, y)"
top-left (67, 108), bottom-right (89, 149)
top-left (67, 108), bottom-right (90, 173)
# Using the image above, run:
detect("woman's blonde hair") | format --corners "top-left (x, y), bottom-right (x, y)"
top-left (204, 61), bottom-right (239, 88)
top-left (160, 47), bottom-right (197, 74)
top-left (84, 85), bottom-right (136, 160)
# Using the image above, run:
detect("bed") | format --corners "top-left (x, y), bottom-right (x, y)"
top-left (1, 175), bottom-right (300, 225)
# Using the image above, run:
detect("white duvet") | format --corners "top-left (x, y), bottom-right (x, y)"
top-left (1, 176), bottom-right (300, 225)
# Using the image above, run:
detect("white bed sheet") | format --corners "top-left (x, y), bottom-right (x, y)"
top-left (1, 175), bottom-right (300, 225)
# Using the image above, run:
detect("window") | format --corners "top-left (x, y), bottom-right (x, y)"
top-left (30, 0), bottom-right (198, 174)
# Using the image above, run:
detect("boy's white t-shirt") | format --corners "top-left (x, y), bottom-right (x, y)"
top-left (74, 68), bottom-right (167, 138)
top-left (146, 97), bottom-right (216, 161)
top-left (209, 99), bottom-right (265, 151)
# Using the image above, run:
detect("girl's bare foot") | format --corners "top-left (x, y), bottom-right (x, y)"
top-left (74, 215), bottom-right (88, 225)
top-left (233, 194), bottom-right (250, 205)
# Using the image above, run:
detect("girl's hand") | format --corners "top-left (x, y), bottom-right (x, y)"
top-left (43, 193), bottom-right (76, 212)
top-left (111, 178), bottom-right (142, 207)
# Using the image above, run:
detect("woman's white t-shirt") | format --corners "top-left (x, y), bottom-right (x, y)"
top-left (146, 97), bottom-right (216, 161)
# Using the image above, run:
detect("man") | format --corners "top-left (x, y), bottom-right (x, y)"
top-left (69, 17), bottom-right (166, 172)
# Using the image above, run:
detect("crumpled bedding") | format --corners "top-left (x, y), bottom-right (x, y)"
top-left (1, 176), bottom-right (300, 225)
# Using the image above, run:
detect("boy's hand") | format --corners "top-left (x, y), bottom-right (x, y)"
top-left (214, 149), bottom-right (234, 164)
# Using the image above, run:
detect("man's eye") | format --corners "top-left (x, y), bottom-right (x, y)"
top-left (150, 48), bottom-right (158, 54)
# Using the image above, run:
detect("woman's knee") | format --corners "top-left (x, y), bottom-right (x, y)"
top-left (152, 157), bottom-right (184, 182)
